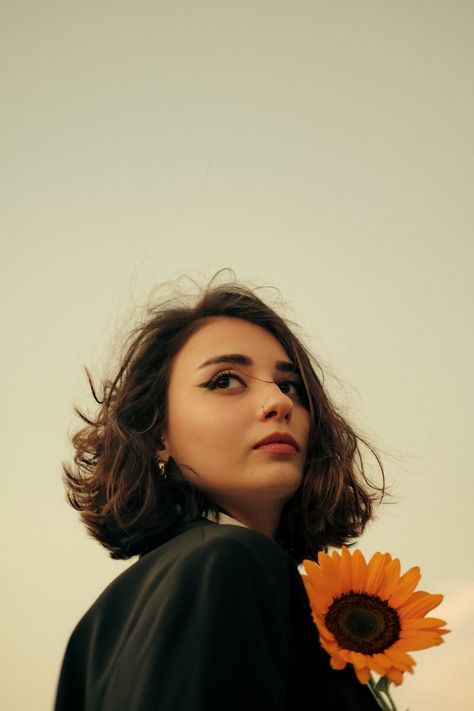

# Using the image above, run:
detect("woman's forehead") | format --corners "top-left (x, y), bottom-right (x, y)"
top-left (175, 317), bottom-right (290, 369)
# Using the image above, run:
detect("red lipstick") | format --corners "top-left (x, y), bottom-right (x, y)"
top-left (253, 432), bottom-right (299, 454)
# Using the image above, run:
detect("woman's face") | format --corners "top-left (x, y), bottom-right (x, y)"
top-left (161, 317), bottom-right (311, 510)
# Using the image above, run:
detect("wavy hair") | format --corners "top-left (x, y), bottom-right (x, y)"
top-left (63, 276), bottom-right (385, 562)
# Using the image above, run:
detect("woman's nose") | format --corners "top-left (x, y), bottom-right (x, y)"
top-left (258, 382), bottom-right (293, 422)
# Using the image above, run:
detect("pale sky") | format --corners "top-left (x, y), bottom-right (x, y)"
top-left (2, 2), bottom-right (473, 709)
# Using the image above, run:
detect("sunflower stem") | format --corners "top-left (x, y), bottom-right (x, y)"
top-left (382, 681), bottom-right (399, 711)
top-left (367, 675), bottom-right (393, 711)
top-left (367, 674), bottom-right (401, 711)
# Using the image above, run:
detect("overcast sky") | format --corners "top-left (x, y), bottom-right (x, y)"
top-left (2, 2), bottom-right (473, 709)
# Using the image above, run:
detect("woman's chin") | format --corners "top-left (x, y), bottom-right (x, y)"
top-left (254, 468), bottom-right (303, 498)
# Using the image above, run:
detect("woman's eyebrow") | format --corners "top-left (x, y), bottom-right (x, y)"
top-left (196, 353), bottom-right (296, 372)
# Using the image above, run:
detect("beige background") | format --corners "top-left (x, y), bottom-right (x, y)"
top-left (2, 2), bottom-right (473, 709)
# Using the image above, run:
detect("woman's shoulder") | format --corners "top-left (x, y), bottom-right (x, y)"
top-left (73, 519), bottom-right (292, 636)
top-left (67, 520), bottom-right (292, 636)
top-left (142, 518), bottom-right (292, 580)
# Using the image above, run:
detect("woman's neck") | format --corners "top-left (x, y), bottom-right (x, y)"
top-left (215, 499), bottom-right (283, 539)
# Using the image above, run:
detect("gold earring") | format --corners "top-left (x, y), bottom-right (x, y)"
top-left (157, 459), bottom-right (167, 477)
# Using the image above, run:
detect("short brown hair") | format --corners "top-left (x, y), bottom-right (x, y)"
top-left (63, 276), bottom-right (384, 562)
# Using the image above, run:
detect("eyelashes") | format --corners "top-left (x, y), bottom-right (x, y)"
top-left (202, 369), bottom-right (245, 391)
top-left (201, 368), bottom-right (306, 401)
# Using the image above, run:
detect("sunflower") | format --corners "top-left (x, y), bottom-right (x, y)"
top-left (302, 547), bottom-right (449, 686)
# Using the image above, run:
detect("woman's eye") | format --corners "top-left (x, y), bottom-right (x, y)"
top-left (205, 371), bottom-right (244, 391)
top-left (278, 379), bottom-right (302, 397)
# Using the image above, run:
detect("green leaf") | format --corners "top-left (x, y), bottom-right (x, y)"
top-left (367, 675), bottom-right (392, 711)
top-left (374, 675), bottom-right (391, 695)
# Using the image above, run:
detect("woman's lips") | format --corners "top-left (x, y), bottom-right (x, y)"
top-left (253, 432), bottom-right (299, 451)
top-left (255, 442), bottom-right (298, 455)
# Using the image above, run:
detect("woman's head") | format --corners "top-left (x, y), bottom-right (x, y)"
top-left (64, 276), bottom-right (384, 561)
top-left (160, 315), bottom-right (311, 533)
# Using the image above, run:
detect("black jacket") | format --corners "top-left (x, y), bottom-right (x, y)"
top-left (55, 519), bottom-right (379, 710)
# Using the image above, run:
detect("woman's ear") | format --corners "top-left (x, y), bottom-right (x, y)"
top-left (157, 435), bottom-right (170, 463)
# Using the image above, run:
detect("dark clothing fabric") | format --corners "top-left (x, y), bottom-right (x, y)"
top-left (55, 519), bottom-right (379, 710)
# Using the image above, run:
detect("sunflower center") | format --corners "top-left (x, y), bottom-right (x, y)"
top-left (325, 592), bottom-right (401, 654)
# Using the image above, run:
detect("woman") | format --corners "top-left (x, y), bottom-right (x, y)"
top-left (55, 278), bottom-right (383, 710)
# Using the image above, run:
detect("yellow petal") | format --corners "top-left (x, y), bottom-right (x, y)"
top-left (338, 648), bottom-right (352, 663)
top-left (302, 577), bottom-right (330, 615)
top-left (379, 654), bottom-right (413, 673)
top-left (317, 550), bottom-right (343, 598)
top-left (355, 666), bottom-right (371, 684)
top-left (317, 625), bottom-right (336, 643)
top-left (340, 546), bottom-right (353, 590)
top-left (303, 563), bottom-right (339, 605)
top-left (366, 552), bottom-right (392, 595)
top-left (398, 591), bottom-right (443, 618)
top-left (351, 549), bottom-right (368, 592)
top-left (372, 653), bottom-right (391, 669)
top-left (302, 571), bottom-right (334, 609)
top-left (399, 629), bottom-right (444, 641)
top-left (402, 617), bottom-right (447, 630)
top-left (321, 638), bottom-right (338, 655)
top-left (377, 557), bottom-right (401, 600)
top-left (349, 651), bottom-right (368, 669)
top-left (385, 668), bottom-right (404, 685)
top-left (383, 647), bottom-right (416, 668)
top-left (321, 639), bottom-right (337, 655)
top-left (329, 655), bottom-right (347, 670)
top-left (398, 634), bottom-right (445, 651)
top-left (302, 559), bottom-right (322, 580)
top-left (301, 562), bottom-right (324, 592)
top-left (367, 658), bottom-right (388, 676)
top-left (332, 549), bottom-right (348, 596)
top-left (318, 550), bottom-right (338, 573)
top-left (388, 566), bottom-right (421, 608)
